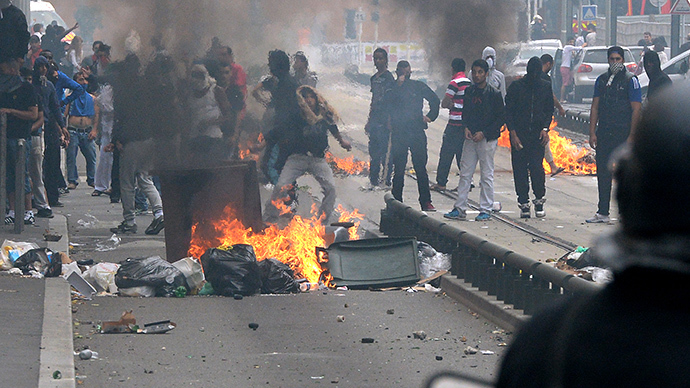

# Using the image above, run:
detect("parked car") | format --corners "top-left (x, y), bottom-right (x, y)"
top-left (636, 48), bottom-right (690, 95)
top-left (571, 46), bottom-right (637, 102)
top-left (504, 39), bottom-right (562, 86)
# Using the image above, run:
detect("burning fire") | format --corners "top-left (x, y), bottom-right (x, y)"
top-left (325, 151), bottom-right (369, 175)
top-left (188, 204), bottom-right (363, 285)
top-left (497, 119), bottom-right (596, 175)
top-left (238, 133), bottom-right (264, 161)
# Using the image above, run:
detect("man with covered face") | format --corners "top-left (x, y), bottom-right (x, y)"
top-left (505, 57), bottom-right (554, 218)
top-left (586, 46), bottom-right (642, 224)
top-left (480, 46), bottom-right (506, 100)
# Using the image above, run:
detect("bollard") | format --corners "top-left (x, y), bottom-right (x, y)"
top-left (14, 139), bottom-right (26, 234)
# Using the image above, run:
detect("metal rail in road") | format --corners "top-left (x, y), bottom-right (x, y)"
top-left (380, 193), bottom-right (600, 316)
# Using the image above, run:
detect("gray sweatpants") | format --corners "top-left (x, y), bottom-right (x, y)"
top-left (119, 139), bottom-right (163, 224)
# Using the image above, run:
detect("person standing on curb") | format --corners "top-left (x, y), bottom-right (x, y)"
top-left (64, 71), bottom-right (99, 190)
top-left (586, 46), bottom-right (642, 224)
top-left (430, 58), bottom-right (471, 192)
top-left (388, 60), bottom-right (440, 212)
top-left (365, 47), bottom-right (395, 189)
top-left (444, 59), bottom-right (504, 221)
top-left (505, 57), bottom-right (554, 219)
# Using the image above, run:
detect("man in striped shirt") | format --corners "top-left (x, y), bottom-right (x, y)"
top-left (430, 58), bottom-right (471, 191)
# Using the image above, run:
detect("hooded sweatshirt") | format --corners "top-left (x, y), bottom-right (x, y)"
top-left (482, 46), bottom-right (506, 99)
top-left (643, 51), bottom-right (671, 101)
top-left (285, 85), bottom-right (342, 158)
top-left (505, 57), bottom-right (554, 138)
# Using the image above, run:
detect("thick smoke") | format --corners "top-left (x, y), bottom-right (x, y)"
top-left (392, 0), bottom-right (519, 72)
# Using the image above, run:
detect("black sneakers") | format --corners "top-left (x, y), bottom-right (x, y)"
top-left (36, 208), bottom-right (54, 218)
top-left (145, 216), bottom-right (164, 235)
top-left (110, 221), bottom-right (137, 234)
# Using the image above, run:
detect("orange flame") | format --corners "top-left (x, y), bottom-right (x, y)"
top-left (188, 205), bottom-right (362, 285)
top-left (498, 119), bottom-right (596, 175)
top-left (325, 151), bottom-right (369, 175)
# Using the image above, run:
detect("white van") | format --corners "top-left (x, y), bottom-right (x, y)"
top-left (29, 0), bottom-right (67, 29)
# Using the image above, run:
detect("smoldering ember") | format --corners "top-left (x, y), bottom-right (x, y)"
top-left (1, 0), bottom-right (684, 386)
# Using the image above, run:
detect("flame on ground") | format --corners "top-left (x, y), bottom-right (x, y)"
top-left (188, 204), bottom-right (363, 285)
top-left (497, 119), bottom-right (596, 175)
top-left (325, 151), bottom-right (369, 175)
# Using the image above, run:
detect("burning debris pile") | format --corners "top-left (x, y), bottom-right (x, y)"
top-left (497, 119), bottom-right (597, 175)
top-left (325, 151), bottom-right (369, 176)
top-left (188, 204), bottom-right (364, 285)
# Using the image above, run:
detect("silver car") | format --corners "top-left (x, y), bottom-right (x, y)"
top-left (571, 46), bottom-right (637, 103)
top-left (636, 49), bottom-right (690, 94)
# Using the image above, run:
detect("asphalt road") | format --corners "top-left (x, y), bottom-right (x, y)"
top-left (60, 69), bottom-right (611, 387)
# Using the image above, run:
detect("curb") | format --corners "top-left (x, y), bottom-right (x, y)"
top-left (441, 274), bottom-right (527, 332)
top-left (38, 214), bottom-right (75, 388)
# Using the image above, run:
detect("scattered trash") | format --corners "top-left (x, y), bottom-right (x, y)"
top-left (336, 315), bottom-right (345, 322)
top-left (1, 240), bottom-right (40, 269)
top-left (248, 323), bottom-right (259, 330)
top-left (198, 282), bottom-right (215, 295)
top-left (299, 282), bottom-right (326, 292)
top-left (361, 337), bottom-right (375, 343)
top-left (413, 331), bottom-right (427, 340)
top-left (77, 214), bottom-right (98, 228)
top-left (233, 294), bottom-right (243, 300)
top-left (386, 309), bottom-right (395, 315)
top-left (435, 355), bottom-right (443, 361)
top-left (119, 286), bottom-right (155, 297)
top-left (171, 257), bottom-right (205, 292)
top-left (99, 311), bottom-right (176, 334)
top-left (424, 284), bottom-right (442, 293)
top-left (115, 256), bottom-right (187, 297)
top-left (67, 271), bottom-right (97, 299)
top-left (200, 245), bottom-right (262, 297)
top-left (61, 261), bottom-right (81, 279)
top-left (577, 266), bottom-right (614, 284)
top-left (14, 248), bottom-right (61, 277)
top-left (417, 242), bottom-right (451, 286)
top-left (311, 376), bottom-right (325, 380)
top-left (95, 234), bottom-right (121, 252)
top-left (77, 349), bottom-right (99, 360)
top-left (174, 286), bottom-right (187, 298)
top-left (43, 232), bottom-right (62, 242)
top-left (83, 262), bottom-right (120, 294)
top-left (258, 258), bottom-right (299, 294)
top-left (52, 370), bottom-right (62, 379)
top-left (464, 346), bottom-right (478, 355)
top-left (481, 350), bottom-right (495, 355)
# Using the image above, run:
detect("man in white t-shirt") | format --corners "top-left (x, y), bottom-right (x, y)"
top-left (560, 37), bottom-right (577, 102)
top-left (585, 24), bottom-right (597, 46)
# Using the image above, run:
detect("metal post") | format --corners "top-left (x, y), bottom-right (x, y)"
top-left (0, 114), bottom-right (6, 224)
top-left (14, 139), bottom-right (26, 234)
top-left (672, 14), bottom-right (681, 58)
top-left (561, 0), bottom-right (569, 43)
top-left (608, 0), bottom-right (617, 45)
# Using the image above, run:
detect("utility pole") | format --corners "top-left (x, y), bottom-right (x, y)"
top-left (561, 0), bottom-right (569, 43)
top-left (671, 14), bottom-right (681, 57)
top-left (607, 0), bottom-right (617, 46)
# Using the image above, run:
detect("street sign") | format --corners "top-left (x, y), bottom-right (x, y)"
top-left (582, 5), bottom-right (597, 22)
top-left (650, 0), bottom-right (669, 7)
top-left (670, 0), bottom-right (690, 14)
top-left (355, 11), bottom-right (366, 23)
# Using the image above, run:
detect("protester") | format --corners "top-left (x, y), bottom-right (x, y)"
top-left (66, 36), bottom-right (84, 76)
top-left (560, 36), bottom-right (577, 102)
top-left (479, 46), bottom-right (506, 100)
top-left (497, 84), bottom-right (690, 388)
top-left (264, 85), bottom-right (351, 224)
top-left (387, 60), bottom-right (440, 212)
top-left (92, 81), bottom-right (114, 196)
top-left (652, 37), bottom-right (668, 64)
top-left (46, 59), bottom-right (85, 108)
top-left (292, 51), bottom-right (317, 87)
top-left (643, 50), bottom-right (671, 102)
top-left (539, 54), bottom-right (565, 177)
top-left (586, 46), bottom-right (642, 224)
top-left (430, 58), bottom-right (471, 192)
top-left (365, 47), bottom-right (395, 189)
top-left (64, 72), bottom-right (98, 190)
top-left (506, 57), bottom-right (554, 218)
top-left (530, 15), bottom-right (546, 40)
top-left (585, 24), bottom-right (597, 46)
top-left (637, 31), bottom-right (653, 47)
top-left (0, 0), bottom-right (30, 71)
top-left (33, 57), bottom-right (67, 209)
top-left (107, 54), bottom-right (164, 235)
top-left (0, 59), bottom-right (39, 225)
top-left (444, 59), bottom-right (504, 221)
top-left (25, 35), bottom-right (43, 69)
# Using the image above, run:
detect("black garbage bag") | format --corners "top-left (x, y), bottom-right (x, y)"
top-left (200, 245), bottom-right (262, 297)
top-left (115, 256), bottom-right (187, 297)
top-left (14, 248), bottom-right (61, 277)
top-left (258, 258), bottom-right (299, 294)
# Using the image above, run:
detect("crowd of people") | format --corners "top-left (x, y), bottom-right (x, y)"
top-left (0, 1), bottom-right (677, 232)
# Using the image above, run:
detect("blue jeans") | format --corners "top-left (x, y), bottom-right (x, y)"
top-left (66, 129), bottom-right (97, 185)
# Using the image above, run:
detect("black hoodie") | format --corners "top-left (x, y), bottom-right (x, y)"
top-left (643, 51), bottom-right (671, 101)
top-left (505, 57), bottom-right (554, 139)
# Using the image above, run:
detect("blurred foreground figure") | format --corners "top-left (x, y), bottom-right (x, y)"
top-left (497, 84), bottom-right (690, 388)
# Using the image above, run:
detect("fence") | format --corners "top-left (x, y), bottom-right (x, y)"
top-left (380, 193), bottom-right (600, 315)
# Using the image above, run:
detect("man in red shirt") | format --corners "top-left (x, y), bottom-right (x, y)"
top-left (430, 58), bottom-right (471, 191)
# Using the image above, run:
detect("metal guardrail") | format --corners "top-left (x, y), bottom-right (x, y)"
top-left (380, 193), bottom-right (600, 315)
top-left (558, 109), bottom-right (592, 136)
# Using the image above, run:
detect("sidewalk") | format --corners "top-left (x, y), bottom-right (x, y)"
top-left (0, 211), bottom-right (74, 388)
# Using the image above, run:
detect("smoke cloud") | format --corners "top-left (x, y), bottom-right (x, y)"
top-left (392, 0), bottom-right (519, 71)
